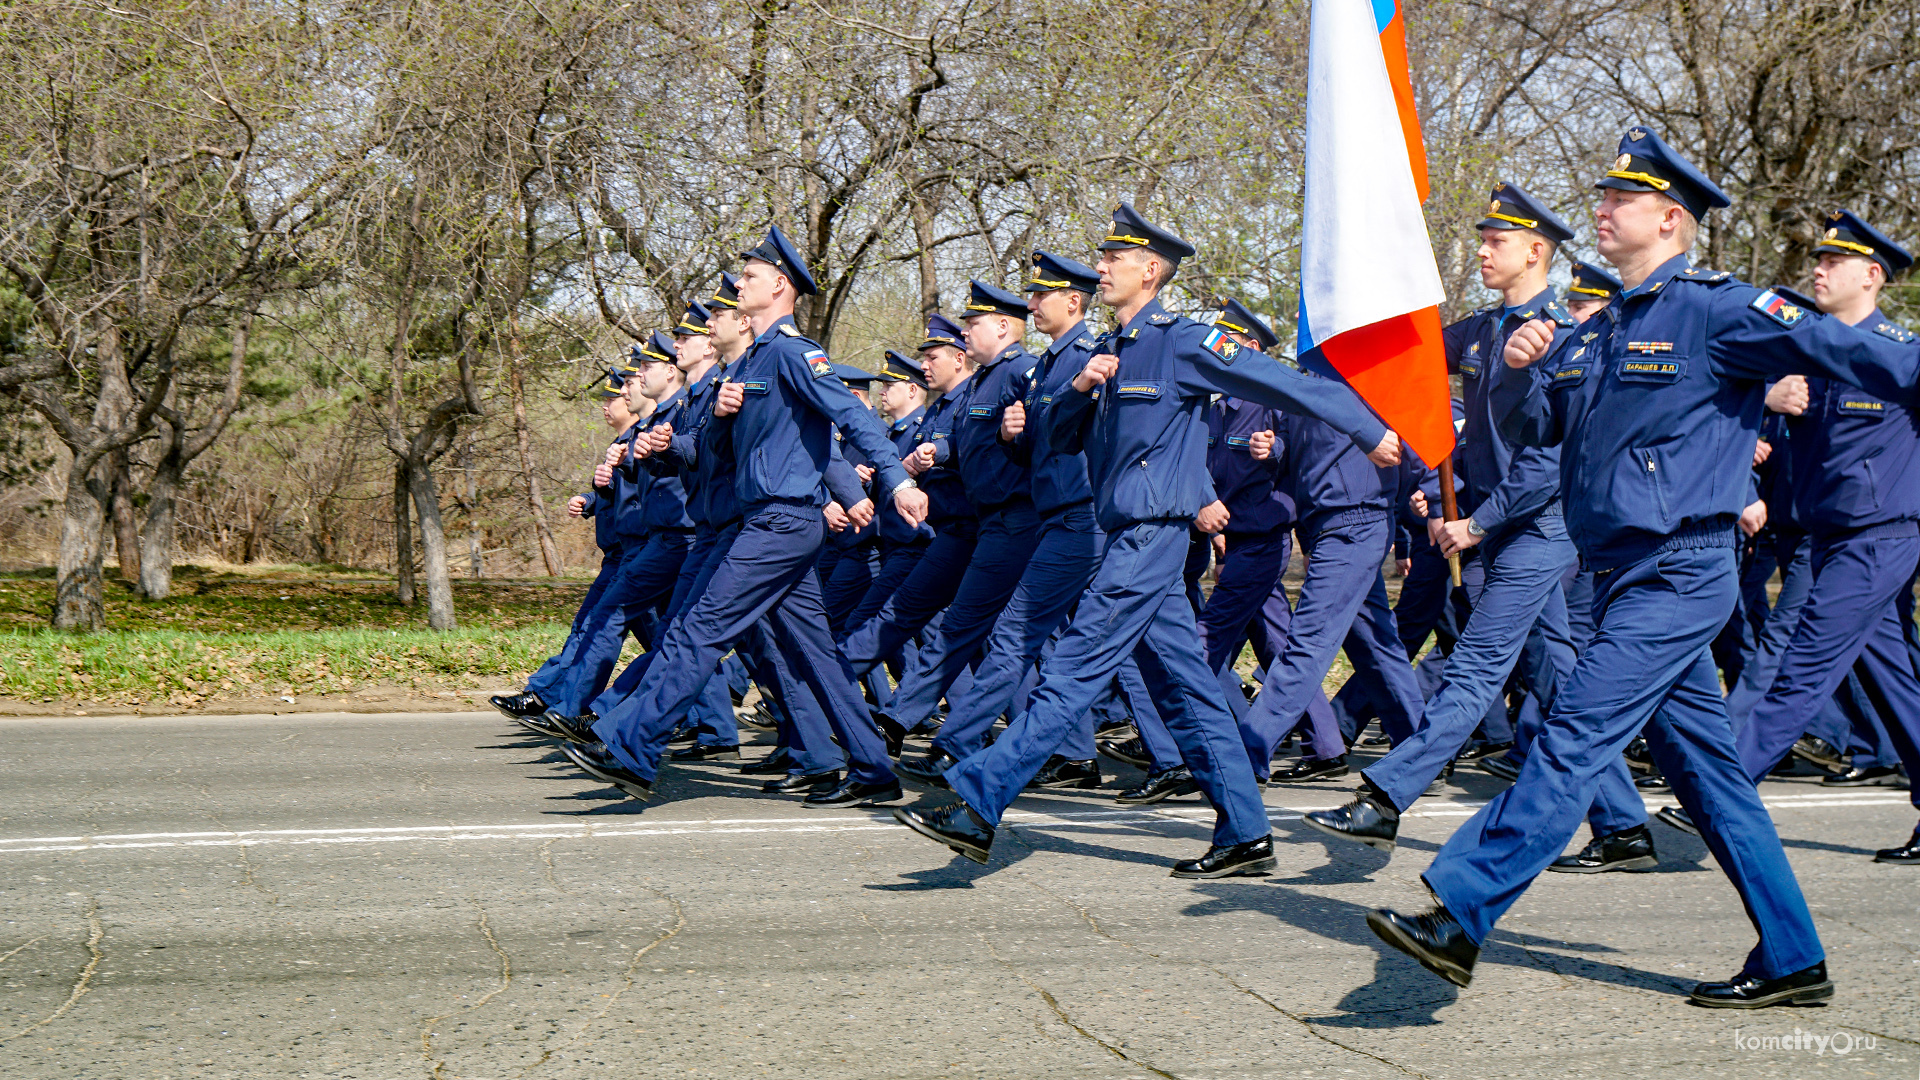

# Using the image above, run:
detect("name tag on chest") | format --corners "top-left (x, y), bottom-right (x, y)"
top-left (1615, 358), bottom-right (1685, 383)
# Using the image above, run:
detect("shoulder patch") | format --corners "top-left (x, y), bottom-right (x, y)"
top-left (1751, 290), bottom-right (1808, 328)
top-left (1200, 327), bottom-right (1241, 364)
top-left (1873, 321), bottom-right (1915, 344)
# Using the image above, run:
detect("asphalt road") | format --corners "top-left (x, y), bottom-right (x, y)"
top-left (0, 711), bottom-right (1914, 1080)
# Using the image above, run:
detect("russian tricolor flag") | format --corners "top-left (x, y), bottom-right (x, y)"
top-left (1297, 0), bottom-right (1455, 467)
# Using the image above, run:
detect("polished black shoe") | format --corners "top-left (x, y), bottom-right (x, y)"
top-left (1823, 764), bottom-right (1901, 787)
top-left (1655, 805), bottom-right (1699, 836)
top-left (893, 800), bottom-right (994, 864)
top-left (1689, 961), bottom-right (1832, 1008)
top-left (670, 743), bottom-right (741, 763)
top-left (1026, 755), bottom-right (1101, 790)
top-left (561, 742), bottom-right (653, 803)
top-left (490, 691), bottom-right (546, 719)
top-left (667, 725), bottom-right (697, 746)
top-left (739, 749), bottom-right (794, 775)
top-left (1094, 716), bottom-right (1135, 738)
top-left (1358, 733), bottom-right (1391, 747)
top-left (1547, 823), bottom-right (1658, 874)
top-left (763, 770), bottom-right (840, 794)
top-left (1114, 765), bottom-right (1200, 805)
top-left (1623, 735), bottom-right (1655, 774)
top-left (1270, 754), bottom-right (1349, 782)
top-left (1096, 736), bottom-right (1152, 769)
top-left (804, 775), bottom-right (903, 808)
top-left (1303, 786), bottom-right (1401, 853)
top-left (522, 710), bottom-right (596, 744)
top-left (1477, 751), bottom-right (1521, 782)
top-left (1367, 905), bottom-right (1478, 987)
top-left (1170, 835), bottom-right (1276, 878)
top-left (737, 701), bottom-right (779, 731)
top-left (1790, 734), bottom-right (1847, 773)
top-left (896, 749), bottom-right (958, 789)
top-left (1873, 826), bottom-right (1920, 864)
top-left (1455, 740), bottom-right (1513, 763)
top-left (1635, 772), bottom-right (1671, 793)
top-left (875, 713), bottom-right (908, 758)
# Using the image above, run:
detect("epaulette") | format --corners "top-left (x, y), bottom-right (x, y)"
top-left (777, 323), bottom-right (802, 337)
top-left (1676, 267), bottom-right (1737, 286)
top-left (1873, 320), bottom-right (1916, 344)
top-left (1147, 312), bottom-right (1176, 325)
top-left (1071, 335), bottom-right (1096, 350)
top-left (1544, 301), bottom-right (1577, 328)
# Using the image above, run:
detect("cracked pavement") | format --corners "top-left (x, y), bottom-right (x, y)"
top-left (0, 711), bottom-right (1915, 1079)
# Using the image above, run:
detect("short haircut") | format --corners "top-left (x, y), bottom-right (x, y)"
top-left (1122, 246), bottom-right (1179, 290)
top-left (1656, 193), bottom-right (1700, 250)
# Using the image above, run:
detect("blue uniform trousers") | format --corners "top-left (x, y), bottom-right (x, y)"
top-left (879, 502), bottom-right (1039, 735)
top-left (1238, 512), bottom-right (1421, 769)
top-left (592, 520), bottom-right (844, 777)
top-left (595, 504), bottom-right (894, 786)
top-left (822, 544), bottom-right (877, 637)
top-left (1199, 531), bottom-right (1334, 730)
top-left (1364, 517), bottom-right (1643, 835)
top-left (927, 504), bottom-right (1098, 759)
top-left (545, 531), bottom-right (690, 717)
top-left (525, 547), bottom-right (624, 701)
top-left (839, 524), bottom-right (978, 675)
top-left (1720, 534), bottom-right (1866, 765)
top-left (1424, 547), bottom-right (1825, 979)
top-left (842, 541), bottom-right (928, 708)
top-left (1734, 530), bottom-right (1920, 810)
top-left (944, 520), bottom-right (1271, 846)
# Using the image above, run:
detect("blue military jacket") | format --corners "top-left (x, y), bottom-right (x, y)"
top-left (1493, 255), bottom-right (1919, 570)
top-left (917, 380), bottom-right (976, 527)
top-left (1010, 322), bottom-right (1099, 517)
top-left (1784, 309), bottom-right (1920, 536)
top-left (823, 437), bottom-right (877, 550)
top-left (633, 387), bottom-right (694, 532)
top-left (942, 343), bottom-right (1035, 514)
top-left (1045, 297), bottom-right (1387, 534)
top-left (726, 316), bottom-right (911, 509)
top-left (652, 362), bottom-right (737, 527)
top-left (598, 422), bottom-right (649, 543)
top-left (1440, 286), bottom-right (1572, 538)
top-left (1277, 385), bottom-right (1396, 537)
top-left (1205, 397), bottom-right (1295, 537)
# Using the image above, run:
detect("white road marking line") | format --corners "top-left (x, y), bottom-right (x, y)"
top-left (0, 790), bottom-right (1904, 857)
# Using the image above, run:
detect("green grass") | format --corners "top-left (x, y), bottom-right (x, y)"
top-left (0, 625), bottom-right (577, 706)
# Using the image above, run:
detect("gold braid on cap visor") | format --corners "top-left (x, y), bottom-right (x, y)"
top-left (1603, 168), bottom-right (1671, 191)
top-left (1819, 237), bottom-right (1878, 258)
top-left (1485, 211), bottom-right (1540, 229)
top-left (1104, 233), bottom-right (1151, 246)
top-left (1214, 318), bottom-right (1251, 334)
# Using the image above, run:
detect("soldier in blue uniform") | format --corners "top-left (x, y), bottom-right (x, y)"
top-left (562, 225), bottom-right (931, 809)
top-left (1366, 127), bottom-right (1916, 1005)
top-left (1305, 184), bottom-right (1652, 873)
top-left (869, 281), bottom-right (1044, 756)
top-left (841, 350), bottom-right (936, 706)
top-left (892, 203), bottom-right (1401, 877)
top-left (898, 253), bottom-right (1113, 790)
top-left (493, 367), bottom-right (642, 723)
top-left (836, 315), bottom-right (980, 702)
top-left (1714, 211), bottom-right (1920, 864)
top-left (525, 333), bottom-right (696, 724)
top-left (818, 364), bottom-right (882, 636)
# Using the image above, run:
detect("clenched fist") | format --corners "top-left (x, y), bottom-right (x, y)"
top-left (1072, 354), bottom-right (1120, 393)
top-left (645, 423), bottom-right (673, 455)
top-left (904, 442), bottom-right (936, 476)
top-left (894, 486), bottom-right (930, 527)
top-left (567, 494), bottom-right (589, 518)
top-left (1000, 399), bottom-right (1026, 441)
top-left (844, 498), bottom-right (876, 528)
top-left (1249, 429), bottom-right (1275, 461)
top-left (1504, 318), bottom-right (1556, 368)
top-left (1367, 430), bottom-right (1403, 468)
top-left (714, 381), bottom-right (746, 416)
top-left (823, 501), bottom-right (850, 532)
top-left (1766, 375), bottom-right (1809, 416)
top-left (604, 441), bottom-right (627, 467)
top-left (1194, 500), bottom-right (1231, 534)
top-left (593, 462), bottom-right (614, 489)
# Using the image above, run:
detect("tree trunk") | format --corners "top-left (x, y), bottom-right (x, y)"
top-left (138, 457), bottom-right (183, 599)
top-left (394, 462), bottom-right (416, 605)
top-left (509, 346), bottom-right (563, 576)
top-left (909, 183), bottom-right (942, 316)
top-left (461, 430), bottom-right (483, 579)
top-left (108, 448), bottom-right (142, 587)
top-left (242, 491), bottom-right (280, 564)
top-left (53, 460), bottom-right (110, 630)
top-left (408, 460), bottom-right (457, 629)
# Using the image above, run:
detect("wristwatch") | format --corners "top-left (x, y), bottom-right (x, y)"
top-left (1466, 518), bottom-right (1486, 538)
top-left (891, 478), bottom-right (919, 494)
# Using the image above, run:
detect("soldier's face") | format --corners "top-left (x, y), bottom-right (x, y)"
top-left (1566, 297), bottom-right (1610, 323)
top-left (1811, 253), bottom-right (1880, 313)
top-left (921, 345), bottom-right (968, 392)
top-left (605, 392), bottom-right (634, 428)
top-left (737, 260), bottom-right (784, 314)
top-left (877, 379), bottom-right (924, 419)
top-left (1476, 228), bottom-right (1534, 291)
top-left (1028, 289), bottom-right (1081, 336)
top-left (674, 333), bottom-right (714, 371)
top-left (1594, 189), bottom-right (1668, 259)
top-left (1096, 248), bottom-right (1153, 306)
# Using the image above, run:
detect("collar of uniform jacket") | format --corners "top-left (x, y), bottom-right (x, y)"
top-left (1045, 320), bottom-right (1091, 359)
top-left (1118, 297), bottom-right (1170, 336)
top-left (754, 314), bottom-right (798, 344)
top-left (1620, 254), bottom-right (1692, 302)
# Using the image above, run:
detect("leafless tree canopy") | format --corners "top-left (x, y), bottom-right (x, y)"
top-left (1, 0), bottom-right (1913, 628)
